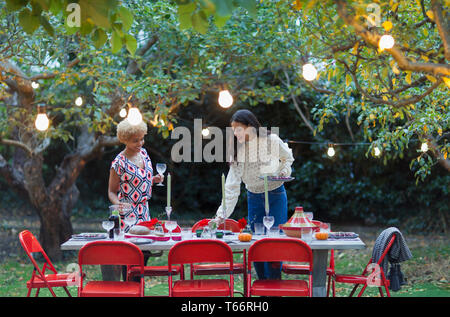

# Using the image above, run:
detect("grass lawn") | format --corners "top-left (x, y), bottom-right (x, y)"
top-left (1, 233), bottom-right (448, 298)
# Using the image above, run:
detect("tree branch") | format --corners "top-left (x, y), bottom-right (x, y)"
top-left (431, 0), bottom-right (450, 61)
top-left (334, 0), bottom-right (450, 77)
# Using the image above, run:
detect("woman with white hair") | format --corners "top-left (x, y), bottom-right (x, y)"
top-left (108, 119), bottom-right (163, 231)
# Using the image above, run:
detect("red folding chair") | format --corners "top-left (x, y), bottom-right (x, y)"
top-left (189, 219), bottom-right (245, 294)
top-left (78, 241), bottom-right (144, 297)
top-left (247, 238), bottom-right (313, 297)
top-left (191, 218), bottom-right (241, 233)
top-left (332, 234), bottom-right (396, 297)
top-left (168, 239), bottom-right (234, 297)
top-left (19, 230), bottom-right (74, 297)
top-left (282, 249), bottom-right (336, 297)
top-left (127, 221), bottom-right (185, 286)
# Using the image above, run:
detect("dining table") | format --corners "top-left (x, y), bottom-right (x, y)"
top-left (61, 231), bottom-right (366, 297)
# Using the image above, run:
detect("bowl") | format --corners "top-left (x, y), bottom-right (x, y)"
top-left (279, 225), bottom-right (303, 238)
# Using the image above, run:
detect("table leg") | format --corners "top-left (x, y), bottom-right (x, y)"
top-left (312, 249), bottom-right (328, 297)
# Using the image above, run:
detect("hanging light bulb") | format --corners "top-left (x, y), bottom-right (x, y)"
top-left (327, 144), bottom-right (335, 157)
top-left (379, 34), bottom-right (395, 50)
top-left (420, 142), bottom-right (428, 152)
top-left (302, 63), bottom-right (318, 81)
top-left (35, 105), bottom-right (49, 131)
top-left (119, 108), bottom-right (127, 118)
top-left (75, 96), bottom-right (83, 106)
top-left (374, 146), bottom-right (381, 157)
top-left (127, 107), bottom-right (143, 125)
top-left (31, 81), bottom-right (40, 89)
top-left (202, 127), bottom-right (210, 137)
top-left (218, 89), bottom-right (233, 108)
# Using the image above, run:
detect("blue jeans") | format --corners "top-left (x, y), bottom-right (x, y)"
top-left (247, 185), bottom-right (288, 279)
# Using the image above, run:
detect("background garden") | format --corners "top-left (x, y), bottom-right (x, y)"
top-left (0, 0), bottom-right (448, 297)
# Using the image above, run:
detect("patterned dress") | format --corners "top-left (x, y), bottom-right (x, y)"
top-left (111, 147), bottom-right (153, 232)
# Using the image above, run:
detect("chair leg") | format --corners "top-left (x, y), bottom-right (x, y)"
top-left (332, 279), bottom-right (336, 297)
top-left (384, 283), bottom-right (391, 297)
top-left (35, 288), bottom-right (40, 297)
top-left (326, 275), bottom-right (331, 297)
top-left (63, 286), bottom-right (72, 297)
top-left (357, 284), bottom-right (367, 297)
top-left (27, 287), bottom-right (32, 297)
top-left (378, 287), bottom-right (384, 297)
top-left (349, 284), bottom-right (359, 297)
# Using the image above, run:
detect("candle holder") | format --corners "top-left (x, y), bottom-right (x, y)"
top-left (165, 206), bottom-right (172, 220)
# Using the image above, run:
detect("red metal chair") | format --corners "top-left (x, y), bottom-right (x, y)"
top-left (282, 249), bottom-right (336, 297)
top-left (127, 221), bottom-right (184, 285)
top-left (78, 241), bottom-right (144, 297)
top-left (168, 239), bottom-right (234, 297)
top-left (332, 234), bottom-right (397, 297)
top-left (189, 219), bottom-right (245, 294)
top-left (191, 218), bottom-right (241, 233)
top-left (247, 238), bottom-right (313, 297)
top-left (19, 230), bottom-right (74, 297)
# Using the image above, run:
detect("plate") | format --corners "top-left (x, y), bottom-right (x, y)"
top-left (259, 176), bottom-right (295, 182)
top-left (128, 238), bottom-right (154, 245)
top-left (328, 232), bottom-right (359, 239)
top-left (71, 233), bottom-right (107, 240)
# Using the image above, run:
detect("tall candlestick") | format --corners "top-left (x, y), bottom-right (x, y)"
top-left (222, 173), bottom-right (226, 218)
top-left (167, 173), bottom-right (171, 208)
top-left (264, 175), bottom-right (269, 215)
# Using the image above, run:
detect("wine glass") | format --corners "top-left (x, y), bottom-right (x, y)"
top-left (156, 163), bottom-right (166, 186)
top-left (165, 220), bottom-right (177, 241)
top-left (102, 220), bottom-right (114, 238)
top-left (124, 213), bottom-right (136, 233)
top-left (263, 216), bottom-right (275, 236)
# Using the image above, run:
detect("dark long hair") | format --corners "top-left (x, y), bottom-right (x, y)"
top-left (227, 109), bottom-right (270, 163)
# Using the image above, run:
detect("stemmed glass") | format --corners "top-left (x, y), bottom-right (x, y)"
top-left (156, 163), bottom-right (166, 186)
top-left (165, 220), bottom-right (177, 241)
top-left (124, 213), bottom-right (136, 233)
top-left (263, 215), bottom-right (275, 236)
top-left (165, 206), bottom-right (172, 221)
top-left (102, 220), bottom-right (114, 239)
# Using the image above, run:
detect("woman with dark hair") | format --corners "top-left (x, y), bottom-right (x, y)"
top-left (215, 109), bottom-right (294, 280)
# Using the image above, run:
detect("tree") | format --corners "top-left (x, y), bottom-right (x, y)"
top-left (176, 0), bottom-right (449, 180)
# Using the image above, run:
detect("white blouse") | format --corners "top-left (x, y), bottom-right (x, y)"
top-left (216, 133), bottom-right (295, 219)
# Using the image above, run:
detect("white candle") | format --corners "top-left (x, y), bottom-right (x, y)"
top-left (167, 173), bottom-right (171, 208)
top-left (264, 175), bottom-right (269, 215)
top-left (222, 173), bottom-right (226, 217)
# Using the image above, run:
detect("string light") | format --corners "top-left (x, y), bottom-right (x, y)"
top-left (218, 89), bottom-right (233, 108)
top-left (421, 142), bottom-right (428, 152)
top-left (119, 108), bottom-right (127, 118)
top-left (127, 107), bottom-right (142, 125)
top-left (327, 144), bottom-right (335, 157)
top-left (31, 81), bottom-right (40, 89)
top-left (35, 105), bottom-right (49, 131)
top-left (202, 127), bottom-right (210, 137)
top-left (379, 34), bottom-right (395, 50)
top-left (75, 96), bottom-right (83, 106)
top-left (302, 63), bottom-right (318, 81)
top-left (374, 146), bottom-right (381, 157)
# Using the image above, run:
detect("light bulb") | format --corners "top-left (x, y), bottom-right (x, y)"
top-left (127, 107), bottom-right (142, 125)
top-left (35, 113), bottom-right (49, 131)
top-left (379, 34), bottom-right (395, 50)
top-left (302, 63), bottom-right (318, 81)
top-left (327, 146), bottom-right (335, 157)
top-left (75, 96), bottom-right (83, 106)
top-left (421, 142), bottom-right (428, 152)
top-left (374, 146), bottom-right (381, 157)
top-left (218, 90), bottom-right (233, 108)
top-left (31, 81), bottom-right (39, 89)
top-left (202, 128), bottom-right (210, 137)
top-left (119, 108), bottom-right (127, 118)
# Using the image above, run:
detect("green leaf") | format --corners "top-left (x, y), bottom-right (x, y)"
top-left (93, 28), bottom-right (108, 49)
top-left (5, 0), bottom-right (28, 12)
top-left (191, 10), bottom-right (208, 34)
top-left (18, 9), bottom-right (40, 34)
top-left (110, 30), bottom-right (122, 53)
top-left (117, 6), bottom-right (134, 31)
top-left (236, 0), bottom-right (257, 17)
top-left (79, 0), bottom-right (118, 29)
top-left (40, 15), bottom-right (55, 37)
top-left (214, 15), bottom-right (229, 28)
top-left (211, 0), bottom-right (233, 17)
top-left (178, 2), bottom-right (196, 30)
top-left (125, 34), bottom-right (137, 56)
